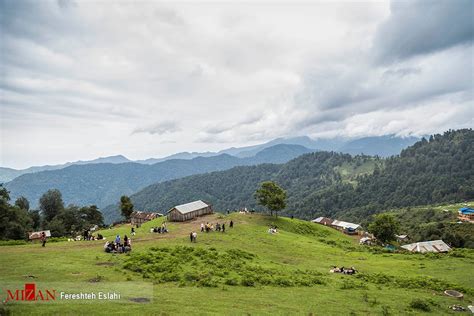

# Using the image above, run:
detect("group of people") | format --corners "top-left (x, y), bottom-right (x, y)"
top-left (190, 220), bottom-right (235, 243)
top-left (151, 222), bottom-right (169, 234)
top-left (330, 266), bottom-right (357, 275)
top-left (200, 220), bottom-right (233, 233)
top-left (268, 225), bottom-right (278, 234)
top-left (83, 229), bottom-right (104, 241)
top-left (104, 234), bottom-right (132, 253)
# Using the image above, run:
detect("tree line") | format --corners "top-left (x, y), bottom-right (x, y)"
top-left (0, 186), bottom-right (104, 240)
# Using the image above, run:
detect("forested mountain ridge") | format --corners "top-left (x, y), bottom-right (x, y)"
top-left (106, 129), bottom-right (473, 223)
top-left (5, 144), bottom-right (312, 210)
top-left (1, 135), bottom-right (418, 183)
top-left (102, 153), bottom-right (379, 222)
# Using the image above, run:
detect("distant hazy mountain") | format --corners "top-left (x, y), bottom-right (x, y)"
top-left (0, 135), bottom-right (419, 182)
top-left (5, 144), bottom-right (312, 211)
top-left (136, 152), bottom-right (217, 164)
top-left (0, 155), bottom-right (131, 183)
top-left (338, 136), bottom-right (419, 157)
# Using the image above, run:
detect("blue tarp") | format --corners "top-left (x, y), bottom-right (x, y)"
top-left (459, 207), bottom-right (474, 214)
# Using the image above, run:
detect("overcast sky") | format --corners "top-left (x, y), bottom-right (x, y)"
top-left (1, 0), bottom-right (473, 169)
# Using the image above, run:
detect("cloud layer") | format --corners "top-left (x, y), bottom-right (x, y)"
top-left (1, 0), bottom-right (472, 168)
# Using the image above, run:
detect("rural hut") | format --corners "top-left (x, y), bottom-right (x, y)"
top-left (330, 220), bottom-right (362, 235)
top-left (311, 217), bottom-right (334, 226)
top-left (167, 200), bottom-right (213, 222)
top-left (401, 240), bottom-right (451, 253)
top-left (130, 211), bottom-right (162, 226)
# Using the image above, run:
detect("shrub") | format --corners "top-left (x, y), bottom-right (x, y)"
top-left (409, 299), bottom-right (431, 312)
top-left (224, 278), bottom-right (239, 286)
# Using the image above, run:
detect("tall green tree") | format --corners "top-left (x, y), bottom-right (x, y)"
top-left (255, 181), bottom-right (287, 217)
top-left (368, 213), bottom-right (399, 244)
top-left (0, 185), bottom-right (32, 240)
top-left (79, 205), bottom-right (104, 227)
top-left (29, 210), bottom-right (41, 231)
top-left (39, 189), bottom-right (64, 222)
top-left (120, 195), bottom-right (134, 220)
top-left (14, 196), bottom-right (30, 212)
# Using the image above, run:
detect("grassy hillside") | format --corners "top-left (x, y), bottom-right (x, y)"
top-left (1, 213), bottom-right (472, 315)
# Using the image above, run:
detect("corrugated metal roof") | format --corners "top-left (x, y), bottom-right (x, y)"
top-left (331, 220), bottom-right (360, 230)
top-left (171, 200), bottom-right (210, 214)
top-left (401, 240), bottom-right (451, 253)
top-left (311, 217), bottom-right (334, 225)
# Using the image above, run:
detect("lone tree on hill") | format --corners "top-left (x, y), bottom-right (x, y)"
top-left (120, 195), bottom-right (134, 221)
top-left (368, 213), bottom-right (399, 244)
top-left (255, 181), bottom-right (287, 217)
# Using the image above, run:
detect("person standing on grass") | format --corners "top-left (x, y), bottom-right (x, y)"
top-left (230, 220), bottom-right (233, 228)
top-left (41, 231), bottom-right (46, 247)
top-left (200, 223), bottom-right (204, 232)
top-left (131, 227), bottom-right (135, 236)
top-left (190, 232), bottom-right (193, 242)
top-left (192, 232), bottom-right (197, 243)
top-left (115, 234), bottom-right (121, 247)
top-left (222, 223), bottom-right (225, 233)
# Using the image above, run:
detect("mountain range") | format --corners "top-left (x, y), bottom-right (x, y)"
top-left (101, 129), bottom-right (473, 224)
top-left (4, 144), bottom-right (313, 211)
top-left (0, 135), bottom-right (419, 183)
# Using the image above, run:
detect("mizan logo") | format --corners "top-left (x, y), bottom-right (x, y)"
top-left (3, 283), bottom-right (56, 303)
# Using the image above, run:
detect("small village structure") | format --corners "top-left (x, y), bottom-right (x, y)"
top-left (401, 240), bottom-right (451, 253)
top-left (167, 200), bottom-right (213, 222)
top-left (395, 234), bottom-right (409, 242)
top-left (458, 207), bottom-right (474, 222)
top-left (28, 230), bottom-right (51, 241)
top-left (130, 211), bottom-right (162, 226)
top-left (311, 217), bottom-right (362, 235)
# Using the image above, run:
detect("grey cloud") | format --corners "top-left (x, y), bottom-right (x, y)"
top-left (373, 0), bottom-right (474, 63)
top-left (133, 121), bottom-right (182, 135)
top-left (153, 7), bottom-right (184, 26)
top-left (203, 113), bottom-right (263, 135)
top-left (382, 67), bottom-right (421, 78)
top-left (293, 45), bottom-right (473, 132)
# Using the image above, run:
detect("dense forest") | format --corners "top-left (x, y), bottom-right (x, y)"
top-left (0, 186), bottom-right (104, 240)
top-left (109, 129), bottom-right (473, 223)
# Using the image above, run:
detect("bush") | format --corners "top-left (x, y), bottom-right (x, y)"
top-left (409, 299), bottom-right (431, 312)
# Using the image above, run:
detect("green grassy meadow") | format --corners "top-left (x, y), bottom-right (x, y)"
top-left (1, 213), bottom-right (473, 315)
